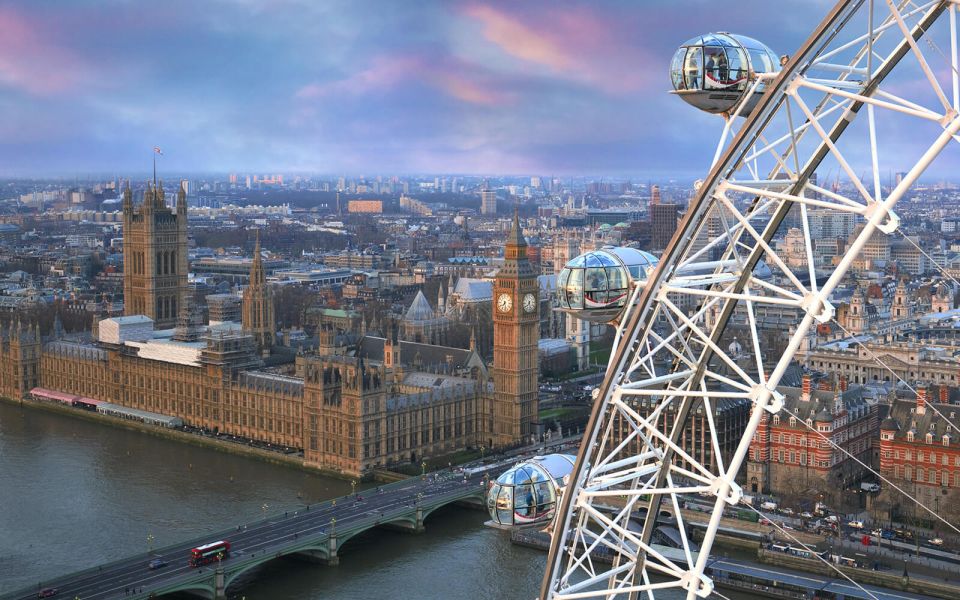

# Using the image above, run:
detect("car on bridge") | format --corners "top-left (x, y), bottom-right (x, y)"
top-left (37, 588), bottom-right (58, 598)
top-left (148, 558), bottom-right (167, 570)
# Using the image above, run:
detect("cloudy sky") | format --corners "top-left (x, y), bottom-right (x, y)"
top-left (0, 1), bottom-right (835, 177)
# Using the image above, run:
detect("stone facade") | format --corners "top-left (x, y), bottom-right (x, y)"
top-left (492, 211), bottom-right (539, 445)
top-left (122, 182), bottom-right (188, 329)
top-left (241, 232), bottom-right (276, 355)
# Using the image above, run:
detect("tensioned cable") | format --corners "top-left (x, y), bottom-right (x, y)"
top-left (739, 502), bottom-right (881, 600)
top-left (781, 318), bottom-right (960, 537)
top-left (893, 230), bottom-right (960, 288)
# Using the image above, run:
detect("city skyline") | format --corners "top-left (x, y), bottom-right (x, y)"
top-left (0, 1), bottom-right (832, 177)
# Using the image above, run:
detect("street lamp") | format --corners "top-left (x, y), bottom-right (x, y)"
top-left (480, 445), bottom-right (485, 460)
top-left (147, 533), bottom-right (154, 555)
top-left (351, 479), bottom-right (357, 496)
top-left (421, 461), bottom-right (427, 480)
top-left (261, 503), bottom-right (269, 521)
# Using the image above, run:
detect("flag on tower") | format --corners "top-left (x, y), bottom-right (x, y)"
top-left (153, 146), bottom-right (163, 155)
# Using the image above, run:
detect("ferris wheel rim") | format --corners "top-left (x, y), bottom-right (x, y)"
top-left (540, 1), bottom-right (959, 599)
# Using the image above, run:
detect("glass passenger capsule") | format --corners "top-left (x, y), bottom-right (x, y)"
top-left (486, 454), bottom-right (575, 528)
top-left (556, 247), bottom-right (659, 324)
top-left (669, 32), bottom-right (780, 116)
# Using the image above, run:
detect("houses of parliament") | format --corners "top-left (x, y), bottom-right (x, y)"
top-left (0, 182), bottom-right (539, 476)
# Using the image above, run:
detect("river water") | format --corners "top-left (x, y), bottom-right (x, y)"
top-left (0, 402), bottom-right (743, 599)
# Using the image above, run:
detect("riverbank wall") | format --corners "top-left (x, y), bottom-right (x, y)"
top-left (0, 396), bottom-right (354, 478)
top-left (757, 547), bottom-right (956, 599)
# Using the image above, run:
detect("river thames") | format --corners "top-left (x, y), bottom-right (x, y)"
top-left (0, 402), bottom-right (738, 599)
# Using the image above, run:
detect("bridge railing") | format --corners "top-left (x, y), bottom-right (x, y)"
top-left (2, 471), bottom-right (494, 600)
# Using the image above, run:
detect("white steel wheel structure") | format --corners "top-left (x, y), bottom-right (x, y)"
top-left (540, 1), bottom-right (960, 599)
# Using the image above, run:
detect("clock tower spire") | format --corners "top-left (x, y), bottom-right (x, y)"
top-left (492, 208), bottom-right (539, 446)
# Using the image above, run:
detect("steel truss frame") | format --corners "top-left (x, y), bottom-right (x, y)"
top-left (540, 1), bottom-right (960, 599)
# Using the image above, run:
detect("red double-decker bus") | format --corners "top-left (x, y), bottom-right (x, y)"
top-left (188, 540), bottom-right (230, 567)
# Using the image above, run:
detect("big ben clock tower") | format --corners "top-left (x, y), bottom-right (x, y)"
top-left (492, 209), bottom-right (539, 446)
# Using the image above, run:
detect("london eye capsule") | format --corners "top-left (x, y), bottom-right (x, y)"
top-left (556, 247), bottom-right (658, 324)
top-left (486, 454), bottom-right (575, 528)
top-left (669, 33), bottom-right (781, 116)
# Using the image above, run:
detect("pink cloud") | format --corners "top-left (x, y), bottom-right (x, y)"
top-left (296, 54), bottom-right (512, 106)
top-left (433, 72), bottom-right (506, 106)
top-left (0, 7), bottom-right (89, 95)
top-left (296, 55), bottom-right (422, 99)
top-left (461, 3), bottom-right (652, 94)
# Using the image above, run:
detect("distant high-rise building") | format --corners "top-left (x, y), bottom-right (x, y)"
top-left (650, 202), bottom-right (679, 251)
top-left (122, 181), bottom-right (188, 329)
top-left (650, 184), bottom-right (661, 206)
top-left (481, 184), bottom-right (497, 216)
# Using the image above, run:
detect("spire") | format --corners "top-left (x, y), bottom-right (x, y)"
top-left (177, 180), bottom-right (187, 215)
top-left (250, 230), bottom-right (264, 286)
top-left (122, 180), bottom-right (133, 214)
top-left (143, 180), bottom-right (154, 213)
top-left (506, 206), bottom-right (526, 248)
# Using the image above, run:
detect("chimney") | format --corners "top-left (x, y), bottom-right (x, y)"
top-left (941, 385), bottom-right (949, 404)
top-left (917, 385), bottom-right (927, 416)
top-left (839, 375), bottom-right (848, 393)
top-left (801, 374), bottom-right (812, 401)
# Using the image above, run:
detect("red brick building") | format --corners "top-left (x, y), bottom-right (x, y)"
top-left (875, 385), bottom-right (960, 523)
top-left (747, 375), bottom-right (879, 506)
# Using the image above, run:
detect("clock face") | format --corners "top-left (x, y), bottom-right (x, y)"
top-left (523, 293), bottom-right (536, 313)
top-left (497, 293), bottom-right (513, 313)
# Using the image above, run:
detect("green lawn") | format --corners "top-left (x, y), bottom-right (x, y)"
top-left (540, 407), bottom-right (590, 421)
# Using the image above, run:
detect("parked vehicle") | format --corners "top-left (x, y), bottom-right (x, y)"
top-left (824, 515), bottom-right (839, 523)
top-left (800, 511), bottom-right (813, 519)
top-left (860, 482), bottom-right (880, 492)
top-left (928, 538), bottom-right (944, 546)
top-left (736, 509), bottom-right (759, 523)
top-left (848, 520), bottom-right (864, 529)
top-left (760, 500), bottom-right (778, 512)
top-left (780, 507), bottom-right (794, 516)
